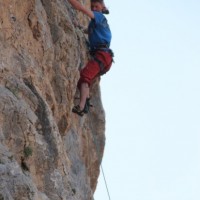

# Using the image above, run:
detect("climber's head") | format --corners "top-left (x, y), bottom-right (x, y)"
top-left (91, 0), bottom-right (109, 14)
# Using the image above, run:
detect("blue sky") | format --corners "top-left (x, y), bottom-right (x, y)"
top-left (94, 0), bottom-right (200, 200)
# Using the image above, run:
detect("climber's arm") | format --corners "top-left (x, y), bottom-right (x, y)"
top-left (68, 0), bottom-right (94, 19)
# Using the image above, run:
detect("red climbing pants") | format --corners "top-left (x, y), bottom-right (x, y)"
top-left (78, 50), bottom-right (112, 88)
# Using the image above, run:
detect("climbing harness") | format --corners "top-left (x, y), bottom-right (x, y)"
top-left (90, 45), bottom-right (114, 76)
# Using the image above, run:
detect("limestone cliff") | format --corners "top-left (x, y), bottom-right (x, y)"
top-left (0, 0), bottom-right (106, 199)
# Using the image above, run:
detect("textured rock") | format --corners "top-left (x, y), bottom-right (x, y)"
top-left (0, 0), bottom-right (105, 199)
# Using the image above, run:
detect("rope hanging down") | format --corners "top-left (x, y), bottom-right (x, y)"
top-left (88, 113), bottom-right (112, 200)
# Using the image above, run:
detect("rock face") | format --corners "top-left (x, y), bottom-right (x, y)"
top-left (0, 0), bottom-right (106, 199)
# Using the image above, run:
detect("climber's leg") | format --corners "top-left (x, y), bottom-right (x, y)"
top-left (79, 82), bottom-right (89, 110)
top-left (72, 83), bottom-right (90, 116)
top-left (73, 51), bottom-right (112, 116)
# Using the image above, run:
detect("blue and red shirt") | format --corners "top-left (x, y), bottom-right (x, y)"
top-left (88, 11), bottom-right (112, 50)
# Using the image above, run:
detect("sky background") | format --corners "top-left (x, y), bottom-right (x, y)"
top-left (94, 0), bottom-right (200, 200)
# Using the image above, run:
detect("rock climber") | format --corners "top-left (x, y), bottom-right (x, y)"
top-left (68, 0), bottom-right (114, 116)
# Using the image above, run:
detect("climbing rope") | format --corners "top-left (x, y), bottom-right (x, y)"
top-left (88, 112), bottom-right (112, 200)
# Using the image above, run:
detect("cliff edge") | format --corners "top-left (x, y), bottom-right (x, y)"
top-left (0, 0), bottom-right (105, 199)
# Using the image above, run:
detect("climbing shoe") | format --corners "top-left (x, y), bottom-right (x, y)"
top-left (72, 105), bottom-right (84, 117)
top-left (72, 98), bottom-right (93, 116)
top-left (83, 98), bottom-right (92, 114)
